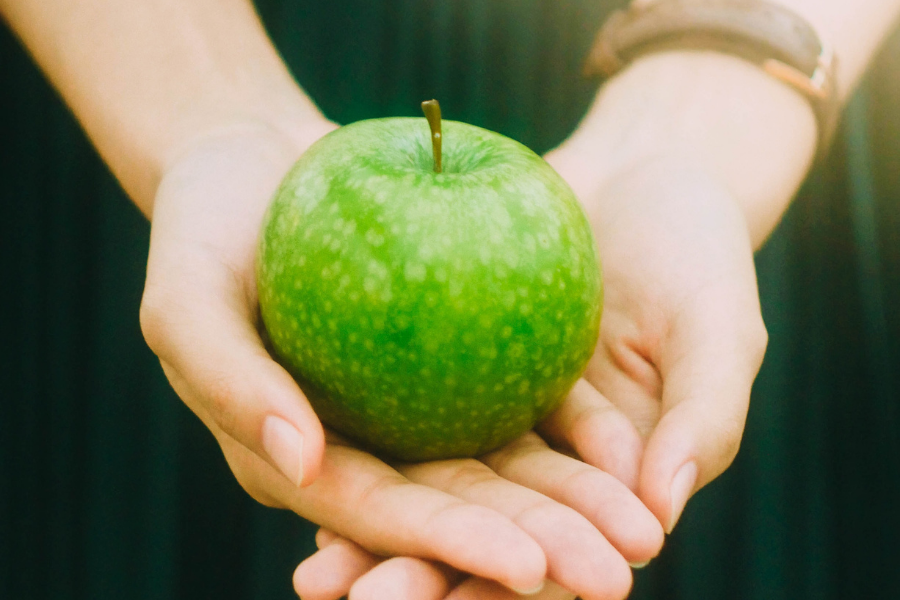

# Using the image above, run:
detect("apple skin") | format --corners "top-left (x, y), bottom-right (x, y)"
top-left (257, 118), bottom-right (602, 461)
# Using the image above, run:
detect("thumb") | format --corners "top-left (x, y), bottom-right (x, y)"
top-left (140, 253), bottom-right (325, 487)
top-left (639, 287), bottom-right (767, 533)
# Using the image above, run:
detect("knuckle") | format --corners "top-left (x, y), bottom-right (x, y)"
top-left (202, 374), bottom-right (241, 437)
top-left (481, 433), bottom-right (542, 474)
top-left (743, 317), bottom-right (769, 369)
top-left (574, 403), bottom-right (623, 437)
top-left (716, 413), bottom-right (747, 469)
top-left (444, 459), bottom-right (497, 495)
top-left (421, 500), bottom-right (485, 542)
top-left (355, 472), bottom-right (409, 511)
top-left (515, 498), bottom-right (571, 531)
top-left (138, 287), bottom-right (170, 355)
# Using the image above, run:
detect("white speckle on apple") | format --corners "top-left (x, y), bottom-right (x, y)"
top-left (365, 229), bottom-right (385, 247)
top-left (418, 245), bottom-right (435, 261)
top-left (522, 234), bottom-right (537, 254)
top-left (508, 343), bottom-right (525, 359)
top-left (404, 262), bottom-right (427, 282)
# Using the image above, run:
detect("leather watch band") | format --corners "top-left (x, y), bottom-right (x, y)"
top-left (584, 0), bottom-right (838, 154)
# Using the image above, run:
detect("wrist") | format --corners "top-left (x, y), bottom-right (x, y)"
top-left (143, 87), bottom-right (335, 217)
top-left (550, 50), bottom-right (817, 248)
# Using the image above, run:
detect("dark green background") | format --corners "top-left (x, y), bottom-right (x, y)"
top-left (1, 1), bottom-right (898, 598)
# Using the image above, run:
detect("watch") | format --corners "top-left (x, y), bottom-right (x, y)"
top-left (584, 0), bottom-right (838, 154)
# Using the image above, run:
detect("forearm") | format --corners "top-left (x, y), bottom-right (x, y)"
top-left (0, 0), bottom-right (329, 214)
top-left (552, 0), bottom-right (900, 249)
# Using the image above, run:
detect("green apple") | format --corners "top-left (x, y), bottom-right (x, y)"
top-left (257, 104), bottom-right (602, 461)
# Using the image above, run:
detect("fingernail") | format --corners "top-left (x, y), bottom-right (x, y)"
top-left (262, 415), bottom-right (305, 487)
top-left (666, 461), bottom-right (698, 534)
top-left (629, 560), bottom-right (650, 569)
top-left (511, 580), bottom-right (545, 595)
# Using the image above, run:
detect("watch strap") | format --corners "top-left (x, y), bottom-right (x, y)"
top-left (585, 0), bottom-right (838, 154)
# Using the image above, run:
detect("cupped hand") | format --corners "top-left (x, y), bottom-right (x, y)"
top-left (137, 120), bottom-right (662, 596)
top-left (542, 153), bottom-right (768, 532)
top-left (140, 119), bottom-right (337, 488)
top-left (291, 145), bottom-right (768, 598)
top-left (292, 427), bottom-right (663, 600)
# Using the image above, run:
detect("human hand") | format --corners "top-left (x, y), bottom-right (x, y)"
top-left (541, 152), bottom-right (768, 533)
top-left (293, 427), bottom-right (663, 600)
top-left (290, 91), bottom-right (771, 594)
top-left (138, 121), bottom-right (662, 597)
top-left (140, 120), bottom-right (338, 488)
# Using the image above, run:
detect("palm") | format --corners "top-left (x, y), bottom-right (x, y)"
top-left (544, 156), bottom-right (768, 526)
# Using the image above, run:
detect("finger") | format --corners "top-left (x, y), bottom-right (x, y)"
top-left (293, 443), bottom-right (547, 594)
top-left (640, 286), bottom-right (767, 533)
top-left (140, 249), bottom-right (325, 486)
top-left (584, 330), bottom-right (664, 438)
top-left (401, 455), bottom-right (633, 600)
top-left (188, 410), bottom-right (547, 593)
top-left (349, 557), bottom-right (459, 600)
top-left (482, 433), bottom-right (664, 567)
top-left (316, 527), bottom-right (339, 548)
top-left (447, 578), bottom-right (576, 600)
top-left (538, 379), bottom-right (644, 491)
top-left (293, 537), bottom-right (380, 600)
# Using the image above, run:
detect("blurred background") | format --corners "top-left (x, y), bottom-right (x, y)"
top-left (1, 1), bottom-right (899, 598)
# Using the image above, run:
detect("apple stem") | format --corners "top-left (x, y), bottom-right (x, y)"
top-left (421, 99), bottom-right (442, 174)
